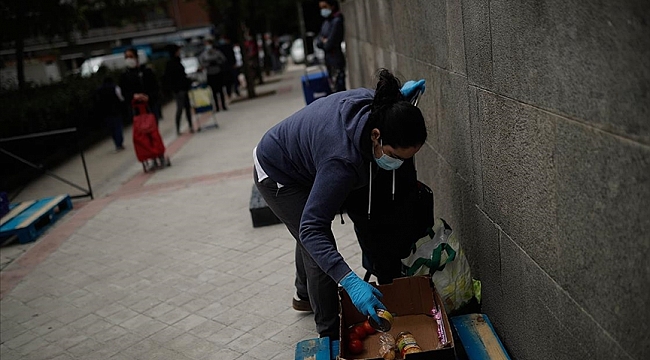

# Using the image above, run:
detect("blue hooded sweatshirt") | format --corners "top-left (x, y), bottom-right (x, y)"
top-left (256, 88), bottom-right (375, 283)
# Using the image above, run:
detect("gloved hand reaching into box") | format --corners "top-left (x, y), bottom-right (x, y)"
top-left (340, 271), bottom-right (385, 323)
top-left (400, 79), bottom-right (426, 102)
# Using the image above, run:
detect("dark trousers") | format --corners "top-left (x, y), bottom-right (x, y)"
top-left (254, 171), bottom-right (340, 339)
top-left (105, 115), bottom-right (124, 149)
top-left (174, 91), bottom-right (192, 132)
top-left (207, 74), bottom-right (227, 111)
top-left (326, 64), bottom-right (346, 92)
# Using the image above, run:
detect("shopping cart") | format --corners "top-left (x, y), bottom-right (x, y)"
top-left (188, 83), bottom-right (219, 131)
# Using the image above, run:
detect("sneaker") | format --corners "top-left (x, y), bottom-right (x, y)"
top-left (292, 295), bottom-right (313, 312)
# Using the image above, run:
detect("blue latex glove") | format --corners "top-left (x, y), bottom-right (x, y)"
top-left (339, 272), bottom-right (385, 323)
top-left (400, 79), bottom-right (426, 100)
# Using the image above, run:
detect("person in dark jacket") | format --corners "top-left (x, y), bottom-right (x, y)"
top-left (164, 45), bottom-right (193, 134)
top-left (217, 34), bottom-right (238, 98)
top-left (253, 69), bottom-right (427, 339)
top-left (95, 76), bottom-right (125, 151)
top-left (199, 38), bottom-right (228, 111)
top-left (119, 48), bottom-right (160, 121)
top-left (316, 0), bottom-right (346, 92)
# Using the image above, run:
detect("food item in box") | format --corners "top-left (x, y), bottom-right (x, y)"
top-left (348, 338), bottom-right (364, 354)
top-left (353, 324), bottom-right (368, 339)
top-left (368, 308), bottom-right (394, 332)
top-left (378, 332), bottom-right (396, 360)
top-left (396, 331), bottom-right (423, 356)
top-left (363, 320), bottom-right (376, 335)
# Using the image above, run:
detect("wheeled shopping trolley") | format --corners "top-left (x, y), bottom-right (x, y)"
top-left (188, 83), bottom-right (219, 131)
top-left (301, 66), bottom-right (332, 105)
top-left (131, 100), bottom-right (170, 172)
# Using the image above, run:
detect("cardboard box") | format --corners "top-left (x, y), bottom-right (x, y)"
top-left (339, 276), bottom-right (455, 360)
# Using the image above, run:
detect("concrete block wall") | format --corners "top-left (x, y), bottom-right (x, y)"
top-left (341, 1), bottom-right (650, 359)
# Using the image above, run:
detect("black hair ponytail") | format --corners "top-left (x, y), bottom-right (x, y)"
top-left (371, 69), bottom-right (404, 112)
top-left (367, 69), bottom-right (427, 149)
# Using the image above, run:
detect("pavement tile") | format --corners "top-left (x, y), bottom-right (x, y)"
top-left (178, 297), bottom-right (213, 313)
top-left (130, 297), bottom-right (163, 313)
top-left (104, 308), bottom-right (140, 326)
top-left (92, 325), bottom-right (130, 343)
top-left (194, 301), bottom-right (230, 319)
top-left (95, 303), bottom-right (129, 318)
top-left (230, 313), bottom-right (270, 333)
top-left (156, 307), bottom-right (191, 325)
top-left (223, 332), bottom-right (266, 354)
top-left (167, 333), bottom-right (215, 359)
top-left (173, 314), bottom-right (209, 332)
top-left (98, 332), bottom-right (144, 355)
top-left (186, 318), bottom-right (226, 340)
top-left (68, 313), bottom-right (102, 330)
top-left (66, 337), bottom-right (104, 357)
top-left (199, 347), bottom-right (242, 360)
top-left (142, 301), bottom-right (176, 318)
top-left (2, 330), bottom-right (39, 349)
top-left (119, 314), bottom-right (167, 337)
top-left (205, 326), bottom-right (245, 347)
top-left (246, 339), bottom-right (292, 360)
top-left (13, 336), bottom-right (51, 357)
top-left (248, 319), bottom-right (285, 340)
top-left (140, 347), bottom-right (193, 360)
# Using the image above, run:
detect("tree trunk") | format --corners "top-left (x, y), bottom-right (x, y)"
top-left (15, 2), bottom-right (26, 90)
top-left (232, 0), bottom-right (255, 99)
top-left (16, 36), bottom-right (25, 91)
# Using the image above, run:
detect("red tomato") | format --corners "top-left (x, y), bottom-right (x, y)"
top-left (348, 331), bottom-right (360, 341)
top-left (353, 325), bottom-right (367, 339)
top-left (348, 339), bottom-right (364, 354)
top-left (362, 320), bottom-right (376, 335)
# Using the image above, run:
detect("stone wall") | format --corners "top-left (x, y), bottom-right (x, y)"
top-left (341, 1), bottom-right (650, 359)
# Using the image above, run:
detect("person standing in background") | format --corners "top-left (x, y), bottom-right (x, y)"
top-left (199, 38), bottom-right (229, 111)
top-left (95, 76), bottom-right (125, 152)
top-left (163, 44), bottom-right (193, 135)
top-left (217, 34), bottom-right (238, 99)
top-left (316, 0), bottom-right (346, 92)
top-left (119, 48), bottom-right (160, 121)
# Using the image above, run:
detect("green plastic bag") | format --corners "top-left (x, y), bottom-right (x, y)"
top-left (402, 218), bottom-right (475, 313)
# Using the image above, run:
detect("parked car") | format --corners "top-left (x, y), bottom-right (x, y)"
top-left (181, 56), bottom-right (205, 83)
top-left (289, 37), bottom-right (346, 65)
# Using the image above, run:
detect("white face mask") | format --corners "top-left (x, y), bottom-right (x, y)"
top-left (124, 58), bottom-right (137, 69)
top-left (205, 44), bottom-right (213, 50)
top-left (320, 8), bottom-right (332, 18)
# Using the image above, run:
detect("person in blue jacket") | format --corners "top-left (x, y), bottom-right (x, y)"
top-left (253, 69), bottom-right (426, 338)
top-left (316, 0), bottom-right (346, 92)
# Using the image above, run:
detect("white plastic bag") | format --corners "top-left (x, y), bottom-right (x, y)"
top-left (402, 218), bottom-right (474, 313)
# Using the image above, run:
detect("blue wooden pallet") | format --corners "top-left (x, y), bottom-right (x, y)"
top-left (295, 337), bottom-right (339, 360)
top-left (0, 195), bottom-right (73, 244)
top-left (451, 314), bottom-right (511, 360)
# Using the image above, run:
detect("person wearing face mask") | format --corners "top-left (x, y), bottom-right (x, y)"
top-left (199, 38), bottom-right (229, 111)
top-left (119, 48), bottom-right (160, 121)
top-left (253, 69), bottom-right (427, 339)
top-left (316, 0), bottom-right (346, 92)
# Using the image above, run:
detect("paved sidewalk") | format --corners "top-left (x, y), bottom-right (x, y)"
top-left (0, 66), bottom-right (367, 360)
